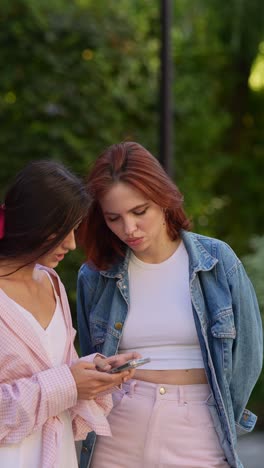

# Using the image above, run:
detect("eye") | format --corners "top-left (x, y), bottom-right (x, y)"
top-left (106, 215), bottom-right (119, 222)
top-left (134, 208), bottom-right (147, 216)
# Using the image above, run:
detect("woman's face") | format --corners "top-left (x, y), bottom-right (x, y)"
top-left (38, 228), bottom-right (77, 269)
top-left (100, 182), bottom-right (168, 261)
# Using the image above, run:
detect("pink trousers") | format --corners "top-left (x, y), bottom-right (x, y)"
top-left (90, 380), bottom-right (230, 468)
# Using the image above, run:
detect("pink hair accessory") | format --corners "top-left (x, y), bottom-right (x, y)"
top-left (0, 204), bottom-right (5, 240)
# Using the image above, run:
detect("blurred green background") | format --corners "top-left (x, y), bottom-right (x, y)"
top-left (0, 0), bottom-right (263, 427)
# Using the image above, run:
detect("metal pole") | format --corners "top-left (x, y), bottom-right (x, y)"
top-left (159, 0), bottom-right (173, 177)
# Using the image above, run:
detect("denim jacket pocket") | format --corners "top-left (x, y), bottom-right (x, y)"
top-left (211, 308), bottom-right (236, 339)
top-left (236, 408), bottom-right (257, 436)
top-left (210, 308), bottom-right (236, 376)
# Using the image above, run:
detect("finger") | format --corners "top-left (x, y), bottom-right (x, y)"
top-left (112, 370), bottom-right (130, 385)
top-left (121, 369), bottom-right (134, 382)
top-left (81, 362), bottom-right (96, 370)
top-left (127, 352), bottom-right (142, 360)
top-left (103, 356), bottom-right (118, 366)
top-left (93, 356), bottom-right (106, 367)
top-left (105, 354), bottom-right (132, 367)
top-left (94, 356), bottom-right (111, 371)
top-left (88, 371), bottom-right (131, 397)
top-left (91, 369), bottom-right (126, 383)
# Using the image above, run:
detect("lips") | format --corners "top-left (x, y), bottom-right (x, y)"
top-left (125, 237), bottom-right (144, 247)
top-left (55, 253), bottom-right (65, 261)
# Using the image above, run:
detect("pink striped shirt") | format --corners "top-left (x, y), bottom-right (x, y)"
top-left (0, 265), bottom-right (112, 468)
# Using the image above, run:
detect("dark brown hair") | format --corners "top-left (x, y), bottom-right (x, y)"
top-left (0, 160), bottom-right (90, 264)
top-left (81, 141), bottom-right (191, 270)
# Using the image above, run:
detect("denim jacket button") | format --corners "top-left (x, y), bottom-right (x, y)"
top-left (114, 322), bottom-right (123, 330)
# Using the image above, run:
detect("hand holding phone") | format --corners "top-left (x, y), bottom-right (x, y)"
top-left (108, 357), bottom-right (151, 374)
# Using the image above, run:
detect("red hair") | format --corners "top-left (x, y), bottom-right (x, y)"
top-left (81, 142), bottom-right (191, 269)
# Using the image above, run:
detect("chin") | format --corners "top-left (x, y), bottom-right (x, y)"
top-left (134, 242), bottom-right (148, 251)
top-left (132, 245), bottom-right (145, 252)
top-left (42, 260), bottom-right (58, 268)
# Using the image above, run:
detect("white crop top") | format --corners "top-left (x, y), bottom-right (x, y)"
top-left (118, 241), bottom-right (204, 370)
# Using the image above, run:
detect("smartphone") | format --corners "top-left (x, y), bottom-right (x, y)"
top-left (108, 357), bottom-right (151, 374)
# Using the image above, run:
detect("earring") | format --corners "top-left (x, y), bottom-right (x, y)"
top-left (163, 208), bottom-right (168, 225)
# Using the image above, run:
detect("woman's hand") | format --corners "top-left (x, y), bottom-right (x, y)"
top-left (94, 352), bottom-right (142, 378)
top-left (70, 361), bottom-right (131, 400)
top-left (96, 352), bottom-right (141, 369)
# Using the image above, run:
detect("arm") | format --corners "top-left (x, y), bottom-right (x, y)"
top-left (0, 365), bottom-right (77, 444)
top-left (228, 260), bottom-right (263, 423)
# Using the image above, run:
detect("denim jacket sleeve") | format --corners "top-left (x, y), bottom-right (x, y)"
top-left (224, 251), bottom-right (263, 429)
top-left (77, 264), bottom-right (98, 357)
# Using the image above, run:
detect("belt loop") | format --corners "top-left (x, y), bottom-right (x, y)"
top-left (179, 386), bottom-right (184, 405)
top-left (126, 379), bottom-right (137, 397)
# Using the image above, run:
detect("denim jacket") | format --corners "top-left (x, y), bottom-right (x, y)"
top-left (77, 231), bottom-right (263, 468)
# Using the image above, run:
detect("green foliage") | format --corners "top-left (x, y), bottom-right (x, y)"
top-left (170, 1), bottom-right (233, 227)
top-left (243, 237), bottom-right (264, 311)
top-left (0, 0), bottom-right (159, 187)
top-left (168, 0), bottom-right (264, 255)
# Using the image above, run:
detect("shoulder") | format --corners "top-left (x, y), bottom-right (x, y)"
top-left (78, 262), bottom-right (100, 279)
top-left (191, 231), bottom-right (237, 252)
top-left (36, 264), bottom-right (61, 280)
top-left (35, 264), bottom-right (65, 296)
top-left (78, 263), bottom-right (101, 290)
top-left (182, 231), bottom-right (241, 273)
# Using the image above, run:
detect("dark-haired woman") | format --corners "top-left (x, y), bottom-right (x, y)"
top-left (77, 142), bottom-right (263, 468)
top-left (0, 160), bottom-right (138, 468)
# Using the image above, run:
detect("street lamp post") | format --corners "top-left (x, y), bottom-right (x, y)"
top-left (159, 0), bottom-right (173, 177)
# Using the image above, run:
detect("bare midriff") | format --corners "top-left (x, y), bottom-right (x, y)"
top-left (134, 368), bottom-right (207, 385)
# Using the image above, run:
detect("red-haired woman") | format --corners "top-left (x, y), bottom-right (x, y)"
top-left (77, 142), bottom-right (262, 468)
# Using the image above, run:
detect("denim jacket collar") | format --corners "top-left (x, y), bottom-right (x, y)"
top-left (100, 249), bottom-right (131, 279)
top-left (181, 230), bottom-right (218, 273)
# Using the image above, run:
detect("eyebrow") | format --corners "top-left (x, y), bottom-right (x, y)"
top-left (104, 202), bottom-right (148, 215)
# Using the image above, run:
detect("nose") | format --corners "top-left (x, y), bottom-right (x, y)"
top-left (63, 229), bottom-right (76, 251)
top-left (123, 217), bottom-right (137, 237)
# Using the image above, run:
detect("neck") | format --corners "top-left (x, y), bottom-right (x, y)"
top-left (133, 238), bottom-right (181, 264)
top-left (0, 260), bottom-right (36, 280)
